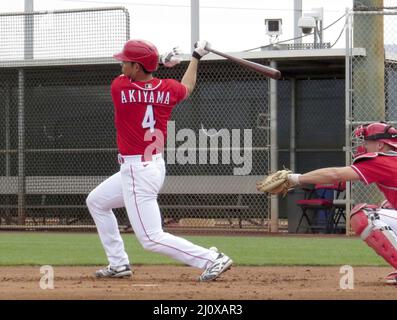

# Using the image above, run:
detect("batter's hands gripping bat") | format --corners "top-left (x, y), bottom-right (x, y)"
top-left (204, 45), bottom-right (281, 80)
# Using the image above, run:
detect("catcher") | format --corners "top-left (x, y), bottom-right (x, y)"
top-left (257, 122), bottom-right (397, 284)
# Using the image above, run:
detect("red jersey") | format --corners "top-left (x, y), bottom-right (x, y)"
top-left (351, 152), bottom-right (397, 209)
top-left (111, 75), bottom-right (188, 155)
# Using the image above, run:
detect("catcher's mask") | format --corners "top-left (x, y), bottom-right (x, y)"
top-left (352, 122), bottom-right (397, 157)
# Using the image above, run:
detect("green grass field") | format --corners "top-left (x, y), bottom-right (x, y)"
top-left (0, 232), bottom-right (386, 266)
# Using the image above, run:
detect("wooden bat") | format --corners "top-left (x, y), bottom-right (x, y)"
top-left (204, 46), bottom-right (281, 80)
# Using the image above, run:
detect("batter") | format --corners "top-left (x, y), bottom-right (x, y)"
top-left (86, 39), bottom-right (232, 282)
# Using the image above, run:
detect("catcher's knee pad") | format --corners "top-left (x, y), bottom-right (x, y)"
top-left (350, 203), bottom-right (378, 235)
top-left (380, 199), bottom-right (394, 209)
top-left (351, 203), bottom-right (397, 269)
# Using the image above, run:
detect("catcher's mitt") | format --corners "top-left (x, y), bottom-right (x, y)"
top-left (256, 169), bottom-right (293, 196)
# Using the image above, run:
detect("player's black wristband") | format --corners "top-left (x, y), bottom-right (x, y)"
top-left (192, 51), bottom-right (202, 60)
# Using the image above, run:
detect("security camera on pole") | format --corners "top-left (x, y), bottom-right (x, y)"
top-left (265, 19), bottom-right (282, 45)
top-left (298, 7), bottom-right (324, 47)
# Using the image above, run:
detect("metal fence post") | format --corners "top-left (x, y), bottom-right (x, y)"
top-left (123, 7), bottom-right (130, 40)
top-left (17, 69), bottom-right (26, 225)
top-left (5, 84), bottom-right (11, 224)
top-left (345, 9), bottom-right (352, 236)
top-left (270, 60), bottom-right (279, 232)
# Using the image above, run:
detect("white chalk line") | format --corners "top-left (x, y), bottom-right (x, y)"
top-left (130, 284), bottom-right (159, 287)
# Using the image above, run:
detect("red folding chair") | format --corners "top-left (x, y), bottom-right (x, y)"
top-left (295, 182), bottom-right (346, 233)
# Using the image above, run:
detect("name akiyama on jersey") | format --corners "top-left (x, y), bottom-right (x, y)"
top-left (120, 89), bottom-right (171, 105)
top-left (111, 76), bottom-right (188, 155)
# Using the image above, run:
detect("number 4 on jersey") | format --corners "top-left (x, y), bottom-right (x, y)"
top-left (142, 105), bottom-right (156, 133)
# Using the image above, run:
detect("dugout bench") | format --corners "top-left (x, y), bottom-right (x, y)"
top-left (0, 176), bottom-right (266, 229)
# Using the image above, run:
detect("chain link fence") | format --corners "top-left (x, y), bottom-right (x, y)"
top-left (159, 60), bottom-right (270, 231)
top-left (0, 7), bottom-right (129, 65)
top-left (347, 9), bottom-right (397, 232)
top-left (0, 7), bottom-right (271, 232)
top-left (277, 77), bottom-right (345, 233)
top-left (8, 6), bottom-right (391, 233)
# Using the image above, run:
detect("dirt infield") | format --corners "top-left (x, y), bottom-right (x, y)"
top-left (0, 266), bottom-right (396, 300)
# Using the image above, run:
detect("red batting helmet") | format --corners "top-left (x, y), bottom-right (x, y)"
top-left (113, 39), bottom-right (159, 72)
top-left (352, 122), bottom-right (397, 157)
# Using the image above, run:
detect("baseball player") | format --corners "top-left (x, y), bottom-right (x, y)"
top-left (257, 122), bottom-right (397, 284)
top-left (86, 39), bottom-right (232, 282)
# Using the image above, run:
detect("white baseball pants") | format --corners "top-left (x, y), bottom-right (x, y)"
top-left (376, 209), bottom-right (397, 233)
top-left (86, 154), bottom-right (218, 269)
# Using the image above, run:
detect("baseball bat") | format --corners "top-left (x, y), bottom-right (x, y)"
top-left (205, 46), bottom-right (281, 80)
